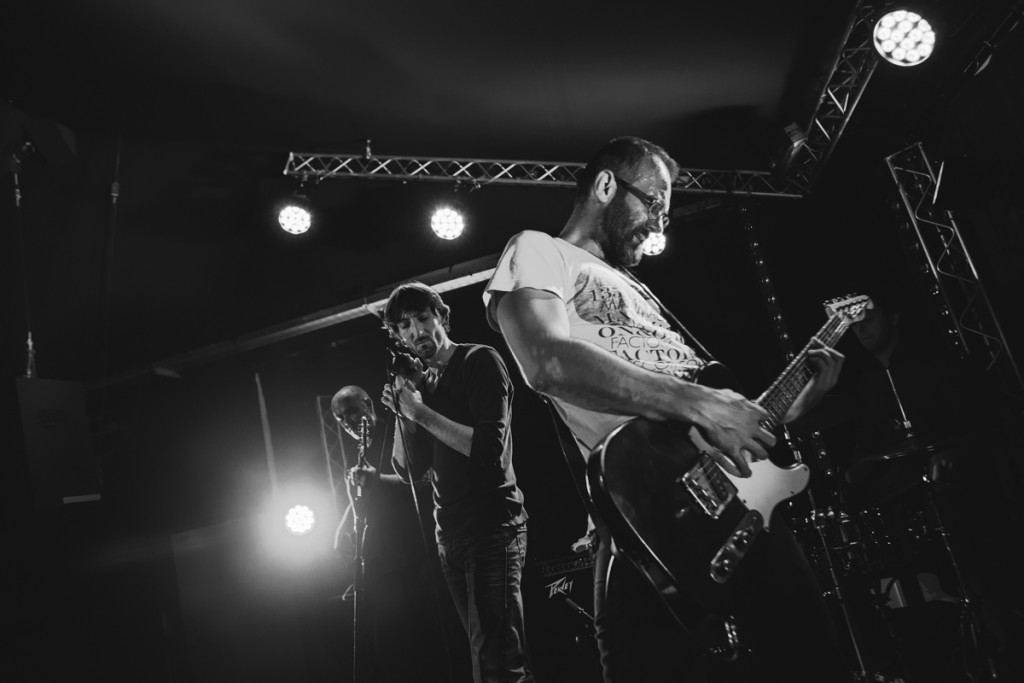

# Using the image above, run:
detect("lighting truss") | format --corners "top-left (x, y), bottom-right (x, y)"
top-left (283, 3), bottom-right (891, 200)
top-left (283, 152), bottom-right (805, 198)
top-left (886, 142), bottom-right (1024, 413)
top-left (780, 0), bottom-right (880, 193)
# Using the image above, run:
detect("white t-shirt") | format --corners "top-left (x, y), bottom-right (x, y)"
top-left (484, 230), bottom-right (706, 455)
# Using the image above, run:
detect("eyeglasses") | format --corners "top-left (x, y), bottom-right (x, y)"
top-left (613, 175), bottom-right (670, 230)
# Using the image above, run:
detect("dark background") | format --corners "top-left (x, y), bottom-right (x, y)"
top-left (3, 1), bottom-right (1024, 680)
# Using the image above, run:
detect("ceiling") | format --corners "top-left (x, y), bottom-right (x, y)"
top-left (1, 0), bottom-right (1020, 386)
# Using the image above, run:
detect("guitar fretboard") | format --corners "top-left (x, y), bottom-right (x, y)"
top-left (756, 314), bottom-right (850, 429)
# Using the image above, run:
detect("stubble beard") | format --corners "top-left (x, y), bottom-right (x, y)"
top-left (600, 197), bottom-right (645, 269)
top-left (413, 336), bottom-right (438, 362)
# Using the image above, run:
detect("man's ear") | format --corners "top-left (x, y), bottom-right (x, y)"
top-left (593, 169), bottom-right (616, 204)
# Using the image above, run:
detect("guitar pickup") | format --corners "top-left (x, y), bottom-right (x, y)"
top-left (678, 455), bottom-right (736, 519)
top-left (709, 511), bottom-right (764, 584)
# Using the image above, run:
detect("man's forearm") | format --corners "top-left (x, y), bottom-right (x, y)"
top-left (517, 335), bottom-right (714, 429)
top-left (412, 405), bottom-right (473, 458)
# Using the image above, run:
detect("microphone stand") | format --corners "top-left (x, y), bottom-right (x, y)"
top-left (351, 416), bottom-right (370, 683)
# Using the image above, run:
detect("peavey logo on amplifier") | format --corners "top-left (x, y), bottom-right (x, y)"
top-left (546, 575), bottom-right (574, 599)
top-left (533, 552), bottom-right (597, 636)
top-left (536, 553), bottom-right (594, 604)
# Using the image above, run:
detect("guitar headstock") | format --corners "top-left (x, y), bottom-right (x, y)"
top-left (823, 293), bottom-right (873, 325)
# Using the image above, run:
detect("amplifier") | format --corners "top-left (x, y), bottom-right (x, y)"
top-left (529, 552), bottom-right (595, 626)
top-left (526, 552), bottom-right (602, 682)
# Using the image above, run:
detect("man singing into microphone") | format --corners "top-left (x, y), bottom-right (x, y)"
top-left (351, 281), bottom-right (533, 683)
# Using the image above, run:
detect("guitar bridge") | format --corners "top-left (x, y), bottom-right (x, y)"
top-left (678, 455), bottom-right (736, 519)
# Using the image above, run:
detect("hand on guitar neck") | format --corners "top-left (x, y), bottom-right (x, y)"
top-left (780, 337), bottom-right (845, 424)
top-left (686, 337), bottom-right (843, 478)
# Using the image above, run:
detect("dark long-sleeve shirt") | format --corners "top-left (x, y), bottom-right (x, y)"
top-left (394, 344), bottom-right (527, 542)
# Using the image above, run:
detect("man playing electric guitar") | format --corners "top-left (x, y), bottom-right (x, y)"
top-left (484, 136), bottom-right (849, 682)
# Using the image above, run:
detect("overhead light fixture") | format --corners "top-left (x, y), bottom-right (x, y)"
top-left (277, 192), bottom-right (313, 235)
top-left (284, 504), bottom-right (316, 536)
top-left (642, 232), bottom-right (666, 256)
top-left (259, 481), bottom-right (335, 566)
top-left (430, 205), bottom-right (465, 240)
top-left (873, 9), bottom-right (935, 67)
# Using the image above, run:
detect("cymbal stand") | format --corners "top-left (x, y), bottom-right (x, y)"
top-left (806, 487), bottom-right (878, 681)
top-left (922, 471), bottom-right (999, 681)
top-left (351, 416), bottom-right (370, 683)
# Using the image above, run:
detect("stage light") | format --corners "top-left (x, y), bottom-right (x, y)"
top-left (284, 504), bottom-right (316, 536)
top-left (278, 193), bottom-right (313, 234)
top-left (259, 480), bottom-right (335, 566)
top-left (430, 205), bottom-right (465, 240)
top-left (642, 231), bottom-right (666, 256)
top-left (874, 9), bottom-right (935, 66)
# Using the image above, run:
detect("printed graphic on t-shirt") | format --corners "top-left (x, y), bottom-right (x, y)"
top-left (572, 263), bottom-right (702, 379)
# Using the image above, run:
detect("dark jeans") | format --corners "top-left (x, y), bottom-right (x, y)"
top-left (592, 518), bottom-right (850, 683)
top-left (438, 524), bottom-right (533, 683)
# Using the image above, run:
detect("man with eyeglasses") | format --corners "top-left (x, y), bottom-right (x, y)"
top-left (483, 137), bottom-right (848, 682)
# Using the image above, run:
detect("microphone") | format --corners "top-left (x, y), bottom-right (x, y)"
top-left (387, 342), bottom-right (426, 389)
top-left (355, 414), bottom-right (371, 499)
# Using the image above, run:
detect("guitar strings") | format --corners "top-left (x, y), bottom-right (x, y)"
top-left (706, 309), bottom-right (858, 472)
top-left (760, 315), bottom-right (847, 423)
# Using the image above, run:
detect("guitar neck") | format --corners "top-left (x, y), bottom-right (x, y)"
top-left (756, 315), bottom-right (850, 429)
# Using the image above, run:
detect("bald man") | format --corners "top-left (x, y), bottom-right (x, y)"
top-left (332, 385), bottom-right (378, 444)
top-left (329, 382), bottom-right (421, 536)
top-left (330, 384), bottom-right (454, 682)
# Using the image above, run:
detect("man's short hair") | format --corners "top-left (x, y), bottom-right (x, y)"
top-left (575, 136), bottom-right (680, 204)
top-left (382, 281), bottom-right (451, 337)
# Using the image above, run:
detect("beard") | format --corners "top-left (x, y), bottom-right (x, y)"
top-left (599, 196), bottom-right (648, 268)
top-left (412, 336), bottom-right (438, 360)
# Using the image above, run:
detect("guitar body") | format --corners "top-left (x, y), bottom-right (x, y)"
top-left (583, 289), bottom-right (873, 657)
top-left (587, 417), bottom-right (809, 639)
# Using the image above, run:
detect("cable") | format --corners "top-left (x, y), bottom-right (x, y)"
top-left (93, 137), bottom-right (123, 488)
top-left (386, 356), bottom-right (455, 682)
top-left (11, 147), bottom-right (36, 377)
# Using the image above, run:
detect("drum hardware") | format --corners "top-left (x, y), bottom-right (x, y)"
top-left (802, 488), bottom-right (892, 682)
top-left (809, 435), bottom-right (1003, 682)
top-left (919, 470), bottom-right (1001, 681)
top-left (791, 437), bottom-right (958, 682)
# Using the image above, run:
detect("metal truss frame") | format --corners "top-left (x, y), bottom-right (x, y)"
top-left (317, 395), bottom-right (351, 524)
top-left (283, 151), bottom-right (804, 198)
top-left (779, 0), bottom-right (880, 193)
top-left (886, 142), bottom-right (1024, 411)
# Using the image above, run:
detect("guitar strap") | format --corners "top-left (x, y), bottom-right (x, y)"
top-left (541, 396), bottom-right (602, 522)
top-left (619, 267), bottom-right (719, 364)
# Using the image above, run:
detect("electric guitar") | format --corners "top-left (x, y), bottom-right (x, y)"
top-left (585, 294), bottom-right (871, 658)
